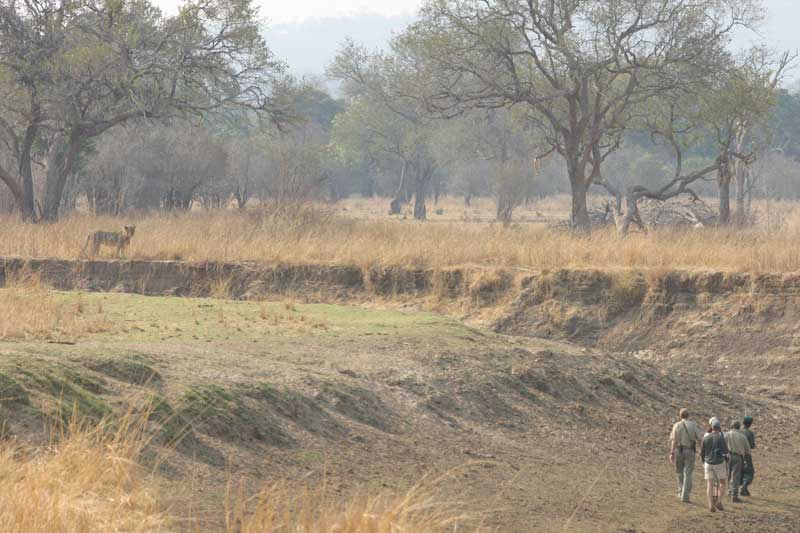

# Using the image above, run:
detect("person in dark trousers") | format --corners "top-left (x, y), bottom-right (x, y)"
top-left (741, 415), bottom-right (756, 496)
top-left (724, 420), bottom-right (751, 503)
top-left (669, 408), bottom-right (705, 502)
top-left (701, 417), bottom-right (729, 513)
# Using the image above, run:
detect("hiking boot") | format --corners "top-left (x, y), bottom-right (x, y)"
top-left (741, 487), bottom-right (751, 497)
top-left (732, 496), bottom-right (743, 503)
top-left (709, 504), bottom-right (716, 513)
top-left (715, 500), bottom-right (724, 511)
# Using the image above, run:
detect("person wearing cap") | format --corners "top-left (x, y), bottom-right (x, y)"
top-left (701, 417), bottom-right (730, 512)
top-left (724, 420), bottom-right (751, 502)
top-left (741, 415), bottom-right (756, 496)
top-left (669, 408), bottom-right (705, 502)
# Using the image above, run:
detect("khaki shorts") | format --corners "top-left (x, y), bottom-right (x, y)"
top-left (704, 462), bottom-right (727, 481)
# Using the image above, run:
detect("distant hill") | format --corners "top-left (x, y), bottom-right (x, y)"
top-left (264, 14), bottom-right (415, 85)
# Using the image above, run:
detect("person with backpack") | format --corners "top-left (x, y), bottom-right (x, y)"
top-left (669, 408), bottom-right (705, 502)
top-left (724, 420), bottom-right (751, 503)
top-left (701, 417), bottom-right (730, 512)
top-left (741, 415), bottom-right (756, 496)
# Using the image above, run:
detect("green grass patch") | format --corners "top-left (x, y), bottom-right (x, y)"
top-left (33, 292), bottom-right (474, 344)
top-left (179, 385), bottom-right (295, 447)
top-left (244, 383), bottom-right (345, 438)
top-left (11, 359), bottom-right (112, 420)
top-left (0, 373), bottom-right (30, 406)
top-left (85, 354), bottom-right (161, 386)
top-left (313, 380), bottom-right (397, 432)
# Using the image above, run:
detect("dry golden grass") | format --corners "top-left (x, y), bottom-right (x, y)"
top-left (0, 411), bottom-right (165, 533)
top-left (0, 275), bottom-right (112, 341)
top-left (0, 406), bottom-right (478, 533)
top-left (223, 476), bottom-right (478, 532)
top-left (1, 197), bottom-right (800, 272)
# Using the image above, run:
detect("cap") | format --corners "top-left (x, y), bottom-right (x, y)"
top-left (743, 415), bottom-right (753, 425)
top-left (709, 417), bottom-right (721, 428)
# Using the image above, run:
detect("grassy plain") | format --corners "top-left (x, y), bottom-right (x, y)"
top-left (0, 196), bottom-right (798, 272)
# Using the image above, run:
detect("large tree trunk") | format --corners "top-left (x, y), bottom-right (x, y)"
top-left (17, 94), bottom-right (40, 221)
top-left (734, 162), bottom-right (748, 227)
top-left (496, 196), bottom-right (513, 226)
top-left (567, 154), bottom-right (591, 232)
top-left (570, 179), bottom-right (590, 232)
top-left (412, 164), bottom-right (429, 221)
top-left (234, 186), bottom-right (249, 210)
top-left (19, 134), bottom-right (37, 220)
top-left (718, 179), bottom-right (731, 225)
top-left (615, 191), bottom-right (646, 238)
top-left (717, 153), bottom-right (732, 225)
top-left (42, 132), bottom-right (82, 221)
top-left (18, 158), bottom-right (36, 221)
top-left (718, 180), bottom-right (732, 226)
top-left (0, 165), bottom-right (26, 214)
top-left (413, 181), bottom-right (427, 220)
top-left (389, 160), bottom-right (407, 215)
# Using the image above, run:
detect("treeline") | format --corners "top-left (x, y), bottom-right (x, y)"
top-left (2, 0), bottom-right (800, 231)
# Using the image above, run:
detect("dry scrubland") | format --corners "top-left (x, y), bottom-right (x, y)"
top-left (0, 290), bottom-right (482, 531)
top-left (2, 196), bottom-right (800, 272)
top-left (0, 412), bottom-right (467, 532)
top-left (2, 289), bottom-right (798, 532)
top-left (4, 197), bottom-right (800, 532)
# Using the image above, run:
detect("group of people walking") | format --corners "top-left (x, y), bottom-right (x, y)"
top-left (669, 409), bottom-right (756, 513)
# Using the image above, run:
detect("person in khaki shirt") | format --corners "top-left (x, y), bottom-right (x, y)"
top-left (724, 421), bottom-right (752, 502)
top-left (669, 408), bottom-right (705, 503)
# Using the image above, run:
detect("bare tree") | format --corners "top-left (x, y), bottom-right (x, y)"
top-left (703, 48), bottom-right (795, 226)
top-left (329, 40), bottom-right (437, 220)
top-left (594, 46), bottom-right (793, 235)
top-left (432, 108), bottom-right (542, 223)
top-left (0, 0), bottom-right (293, 221)
top-left (403, 0), bottom-right (759, 231)
top-left (225, 136), bottom-right (261, 210)
top-left (589, 89), bottom-right (722, 235)
top-left (259, 124), bottom-right (328, 203)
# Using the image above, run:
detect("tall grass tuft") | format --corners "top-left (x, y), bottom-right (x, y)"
top-left (0, 408), bottom-right (165, 532)
top-left (0, 275), bottom-right (112, 341)
top-left (0, 405), bottom-right (482, 532)
top-left (223, 475), bottom-right (478, 532)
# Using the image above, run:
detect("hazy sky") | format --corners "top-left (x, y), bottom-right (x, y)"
top-left (151, 0), bottom-right (800, 30)
top-left (265, 0), bottom-right (418, 23)
top-left (153, 0), bottom-right (419, 23)
top-left (152, 0), bottom-right (800, 82)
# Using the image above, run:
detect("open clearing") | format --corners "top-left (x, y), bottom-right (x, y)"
top-left (3, 197), bottom-right (800, 272)
top-left (1, 288), bottom-right (799, 531)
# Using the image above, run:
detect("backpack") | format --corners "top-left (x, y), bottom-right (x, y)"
top-left (709, 433), bottom-right (726, 463)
